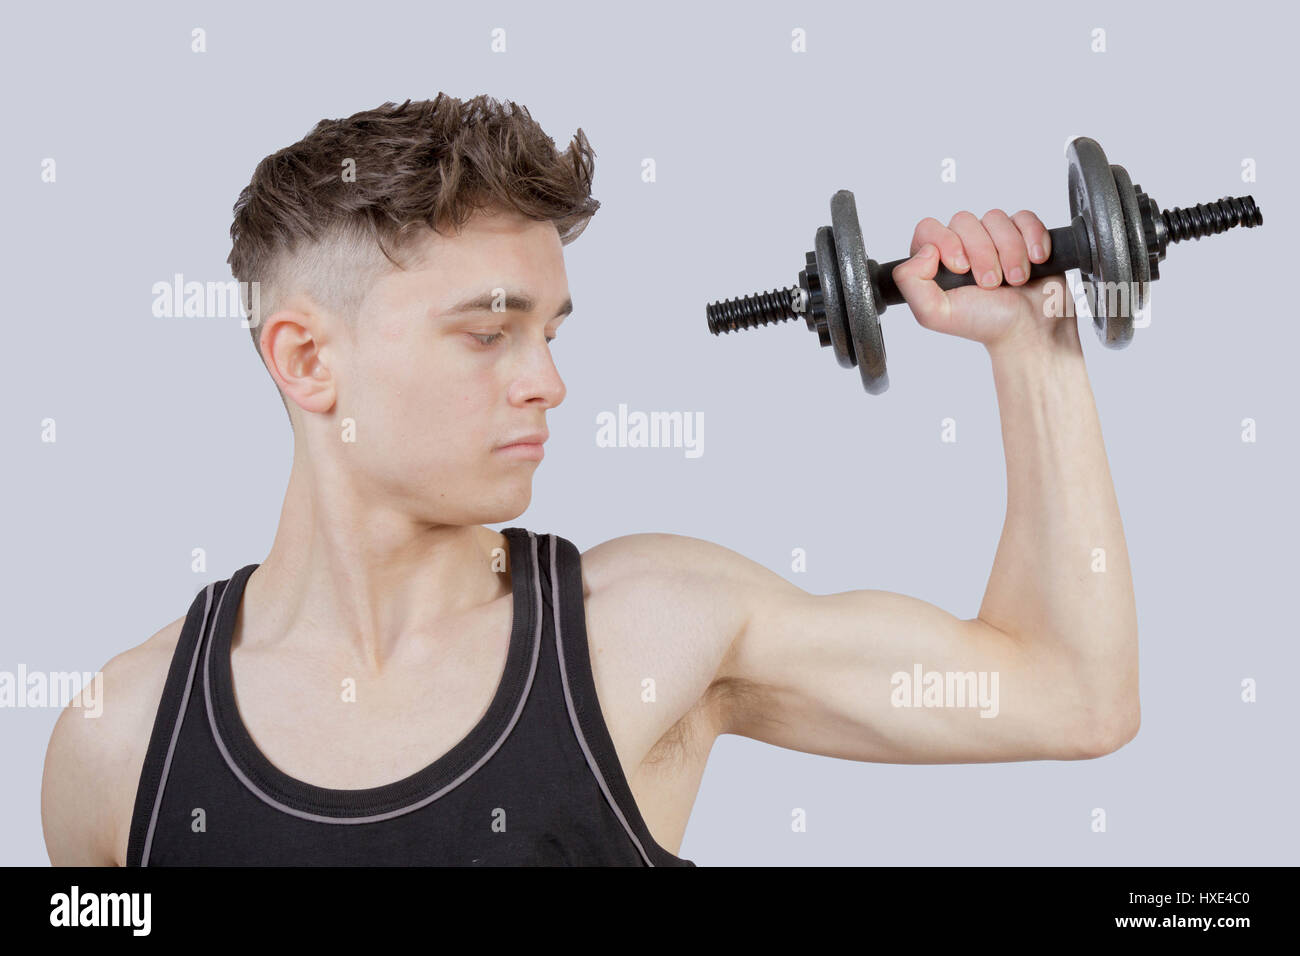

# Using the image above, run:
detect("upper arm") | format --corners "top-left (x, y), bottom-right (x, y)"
top-left (714, 577), bottom-right (1117, 763)
top-left (42, 690), bottom-right (118, 865)
top-left (592, 533), bottom-right (1130, 766)
top-left (41, 619), bottom-right (183, 866)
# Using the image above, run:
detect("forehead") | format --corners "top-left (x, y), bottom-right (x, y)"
top-left (355, 208), bottom-right (571, 325)
top-left (413, 207), bottom-right (566, 286)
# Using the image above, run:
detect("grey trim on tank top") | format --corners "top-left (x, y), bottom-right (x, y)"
top-left (547, 533), bottom-right (658, 867)
top-left (140, 530), bottom-right (663, 865)
top-left (139, 584), bottom-right (215, 867)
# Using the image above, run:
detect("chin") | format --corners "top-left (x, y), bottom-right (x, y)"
top-left (460, 485), bottom-right (533, 526)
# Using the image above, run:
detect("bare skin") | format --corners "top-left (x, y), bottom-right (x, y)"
top-left (41, 205), bottom-right (1139, 865)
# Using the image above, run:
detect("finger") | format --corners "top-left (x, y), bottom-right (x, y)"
top-left (891, 243), bottom-right (952, 332)
top-left (982, 208), bottom-right (1030, 286)
top-left (1011, 209), bottom-right (1052, 264)
top-left (948, 211), bottom-right (1000, 288)
top-left (908, 217), bottom-right (970, 275)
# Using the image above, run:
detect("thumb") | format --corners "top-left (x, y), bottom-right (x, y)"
top-left (890, 244), bottom-right (952, 333)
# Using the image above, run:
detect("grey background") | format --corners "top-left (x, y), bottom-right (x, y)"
top-left (2, 0), bottom-right (1295, 866)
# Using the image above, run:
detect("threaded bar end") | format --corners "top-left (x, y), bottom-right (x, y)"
top-left (1162, 195), bottom-right (1263, 243)
top-left (706, 286), bottom-right (803, 334)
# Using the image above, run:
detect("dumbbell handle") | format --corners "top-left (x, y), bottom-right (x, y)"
top-left (873, 221), bottom-right (1090, 308)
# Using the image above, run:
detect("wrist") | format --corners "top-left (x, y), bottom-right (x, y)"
top-left (985, 305), bottom-right (1085, 366)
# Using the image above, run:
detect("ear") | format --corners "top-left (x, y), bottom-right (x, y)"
top-left (258, 308), bottom-right (336, 416)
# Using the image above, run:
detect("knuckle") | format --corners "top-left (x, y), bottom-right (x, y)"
top-left (1012, 209), bottom-right (1043, 232)
top-left (949, 209), bottom-right (977, 226)
top-left (983, 207), bottom-right (1008, 221)
top-left (914, 306), bottom-right (941, 330)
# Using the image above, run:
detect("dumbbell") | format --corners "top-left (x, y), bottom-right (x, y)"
top-left (705, 137), bottom-right (1263, 394)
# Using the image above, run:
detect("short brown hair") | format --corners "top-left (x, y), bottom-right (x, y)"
top-left (226, 94), bottom-right (599, 411)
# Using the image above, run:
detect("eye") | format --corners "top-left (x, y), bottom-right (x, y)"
top-left (467, 331), bottom-right (557, 347)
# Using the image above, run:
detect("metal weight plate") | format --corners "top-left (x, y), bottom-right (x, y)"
top-left (813, 225), bottom-right (855, 368)
top-left (1067, 137), bottom-right (1133, 347)
top-left (1109, 163), bottom-right (1150, 327)
top-left (829, 190), bottom-right (889, 394)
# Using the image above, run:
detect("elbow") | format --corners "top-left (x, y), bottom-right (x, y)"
top-left (1061, 648), bottom-right (1141, 759)
top-left (1067, 704), bottom-right (1140, 759)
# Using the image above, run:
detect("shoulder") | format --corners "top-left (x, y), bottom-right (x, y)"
top-left (578, 532), bottom-right (755, 647)
top-left (578, 531), bottom-right (805, 647)
top-left (575, 532), bottom-right (793, 747)
top-left (41, 613), bottom-right (187, 866)
top-left (579, 530), bottom-right (792, 594)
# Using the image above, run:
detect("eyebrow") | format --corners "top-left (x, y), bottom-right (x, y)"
top-left (438, 291), bottom-right (573, 320)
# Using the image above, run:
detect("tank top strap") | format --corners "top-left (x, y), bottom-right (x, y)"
top-left (125, 578), bottom-right (223, 867)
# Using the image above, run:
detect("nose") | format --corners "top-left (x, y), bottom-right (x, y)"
top-left (508, 338), bottom-right (566, 409)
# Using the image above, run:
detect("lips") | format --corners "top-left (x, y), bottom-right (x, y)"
top-left (497, 431), bottom-right (549, 449)
top-left (495, 434), bottom-right (546, 461)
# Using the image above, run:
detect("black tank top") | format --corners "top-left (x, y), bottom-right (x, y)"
top-left (125, 527), bottom-right (694, 866)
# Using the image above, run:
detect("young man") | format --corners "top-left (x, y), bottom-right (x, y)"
top-left (41, 95), bottom-right (1139, 867)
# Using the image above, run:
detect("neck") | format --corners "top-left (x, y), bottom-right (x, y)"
top-left (242, 444), bottom-right (513, 672)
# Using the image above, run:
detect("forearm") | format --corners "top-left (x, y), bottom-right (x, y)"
top-left (976, 324), bottom-right (1139, 720)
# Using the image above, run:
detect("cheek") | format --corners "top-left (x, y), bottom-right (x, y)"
top-left (353, 330), bottom-right (498, 450)
top-left (396, 351), bottom-right (495, 446)
top-left (356, 330), bottom-right (432, 406)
